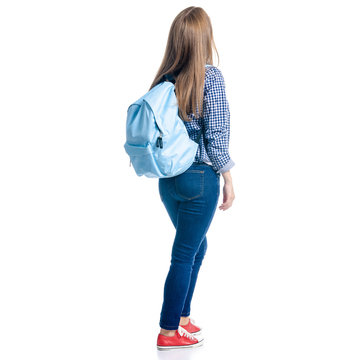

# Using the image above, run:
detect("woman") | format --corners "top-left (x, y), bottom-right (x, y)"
top-left (149, 7), bottom-right (235, 350)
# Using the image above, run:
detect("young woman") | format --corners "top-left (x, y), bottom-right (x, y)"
top-left (149, 6), bottom-right (235, 350)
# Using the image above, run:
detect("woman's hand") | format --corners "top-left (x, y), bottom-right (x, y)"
top-left (219, 171), bottom-right (235, 211)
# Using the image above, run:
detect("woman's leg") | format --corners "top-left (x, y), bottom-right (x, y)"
top-left (158, 164), bottom-right (220, 331)
top-left (158, 177), bottom-right (208, 328)
top-left (158, 177), bottom-right (180, 335)
top-left (181, 236), bottom-right (208, 319)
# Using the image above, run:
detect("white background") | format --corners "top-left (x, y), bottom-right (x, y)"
top-left (1, 1), bottom-right (359, 359)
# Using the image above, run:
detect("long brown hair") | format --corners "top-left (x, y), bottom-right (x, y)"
top-left (149, 6), bottom-right (219, 122)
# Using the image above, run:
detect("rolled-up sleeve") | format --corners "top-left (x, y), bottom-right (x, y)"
top-left (203, 67), bottom-right (235, 174)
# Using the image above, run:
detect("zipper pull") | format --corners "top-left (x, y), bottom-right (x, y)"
top-left (156, 133), bottom-right (163, 148)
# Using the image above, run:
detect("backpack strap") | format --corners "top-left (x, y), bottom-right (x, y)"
top-left (163, 73), bottom-right (176, 84)
top-left (195, 129), bottom-right (202, 144)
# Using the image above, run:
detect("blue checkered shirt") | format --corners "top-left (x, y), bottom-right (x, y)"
top-left (184, 65), bottom-right (235, 174)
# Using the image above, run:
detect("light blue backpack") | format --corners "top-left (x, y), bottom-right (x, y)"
top-left (124, 73), bottom-right (202, 178)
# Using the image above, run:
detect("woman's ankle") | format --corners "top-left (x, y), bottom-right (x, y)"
top-left (179, 316), bottom-right (190, 326)
top-left (160, 328), bottom-right (176, 337)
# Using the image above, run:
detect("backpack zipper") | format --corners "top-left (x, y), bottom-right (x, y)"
top-left (156, 131), bottom-right (163, 149)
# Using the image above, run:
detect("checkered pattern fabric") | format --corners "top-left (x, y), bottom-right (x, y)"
top-left (184, 65), bottom-right (235, 174)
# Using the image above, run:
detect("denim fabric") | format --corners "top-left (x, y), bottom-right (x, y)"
top-left (158, 162), bottom-right (220, 330)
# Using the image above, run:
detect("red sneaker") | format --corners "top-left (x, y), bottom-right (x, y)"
top-left (157, 326), bottom-right (204, 350)
top-left (179, 318), bottom-right (202, 336)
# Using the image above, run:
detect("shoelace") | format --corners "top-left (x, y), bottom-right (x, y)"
top-left (178, 326), bottom-right (196, 341)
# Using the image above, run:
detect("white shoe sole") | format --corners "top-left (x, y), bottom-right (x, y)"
top-left (157, 338), bottom-right (204, 351)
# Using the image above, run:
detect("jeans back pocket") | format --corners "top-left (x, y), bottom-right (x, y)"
top-left (175, 169), bottom-right (204, 200)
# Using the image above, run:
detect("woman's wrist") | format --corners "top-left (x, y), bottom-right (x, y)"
top-left (221, 170), bottom-right (232, 183)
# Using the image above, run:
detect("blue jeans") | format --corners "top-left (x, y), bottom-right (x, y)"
top-left (158, 162), bottom-right (220, 330)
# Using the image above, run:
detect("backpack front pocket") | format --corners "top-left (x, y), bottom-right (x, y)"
top-left (124, 142), bottom-right (161, 177)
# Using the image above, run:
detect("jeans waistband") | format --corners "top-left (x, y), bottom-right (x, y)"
top-left (191, 162), bottom-right (219, 177)
top-left (192, 161), bottom-right (211, 166)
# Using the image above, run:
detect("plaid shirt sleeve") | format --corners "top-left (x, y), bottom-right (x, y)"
top-left (203, 67), bottom-right (235, 174)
